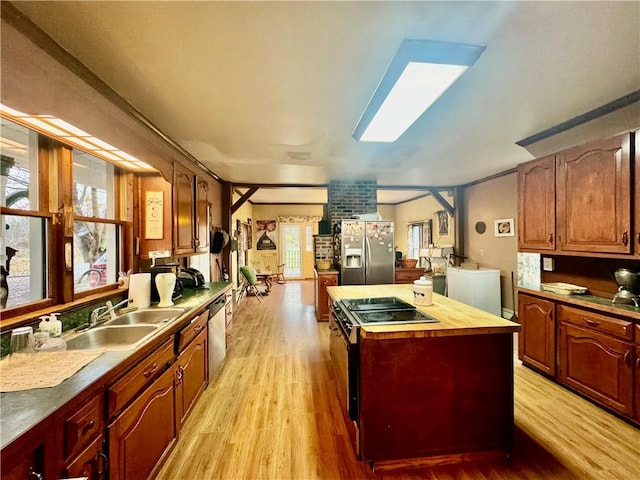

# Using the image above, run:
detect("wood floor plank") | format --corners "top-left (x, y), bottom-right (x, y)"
top-left (156, 280), bottom-right (640, 480)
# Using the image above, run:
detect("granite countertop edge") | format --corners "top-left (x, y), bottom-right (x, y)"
top-left (517, 285), bottom-right (640, 321)
top-left (0, 282), bottom-right (231, 451)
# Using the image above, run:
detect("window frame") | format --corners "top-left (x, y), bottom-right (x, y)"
top-left (1, 116), bottom-right (133, 325)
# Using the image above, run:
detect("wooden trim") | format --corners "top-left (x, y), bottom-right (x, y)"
top-left (462, 167), bottom-right (518, 188)
top-left (231, 186), bottom-right (258, 214)
top-left (73, 215), bottom-right (124, 225)
top-left (0, 207), bottom-right (52, 218)
top-left (516, 90), bottom-right (640, 147)
top-left (426, 187), bottom-right (454, 216)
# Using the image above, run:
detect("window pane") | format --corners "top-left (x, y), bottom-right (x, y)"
top-left (74, 222), bottom-right (119, 292)
top-left (1, 215), bottom-right (47, 309)
top-left (73, 150), bottom-right (115, 219)
top-left (1, 117), bottom-right (39, 210)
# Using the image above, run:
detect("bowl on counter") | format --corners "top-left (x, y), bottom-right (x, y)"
top-left (316, 260), bottom-right (333, 270)
top-left (399, 259), bottom-right (418, 269)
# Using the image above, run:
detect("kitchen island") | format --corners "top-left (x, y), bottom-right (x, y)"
top-left (327, 284), bottom-right (520, 469)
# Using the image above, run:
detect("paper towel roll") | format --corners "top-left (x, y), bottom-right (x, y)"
top-left (128, 273), bottom-right (151, 309)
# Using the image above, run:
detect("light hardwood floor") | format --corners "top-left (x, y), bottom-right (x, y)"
top-left (157, 280), bottom-right (640, 480)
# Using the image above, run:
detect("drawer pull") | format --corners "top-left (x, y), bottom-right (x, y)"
top-left (143, 363), bottom-right (159, 378)
top-left (584, 319), bottom-right (600, 327)
top-left (194, 325), bottom-right (204, 333)
top-left (548, 233), bottom-right (553, 243)
top-left (622, 230), bottom-right (629, 246)
top-left (81, 419), bottom-right (95, 434)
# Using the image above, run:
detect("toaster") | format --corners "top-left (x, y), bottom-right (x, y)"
top-left (177, 267), bottom-right (206, 289)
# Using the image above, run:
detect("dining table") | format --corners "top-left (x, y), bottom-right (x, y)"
top-left (255, 271), bottom-right (273, 293)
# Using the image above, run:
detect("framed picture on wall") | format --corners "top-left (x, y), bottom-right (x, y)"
top-left (256, 220), bottom-right (277, 250)
top-left (494, 218), bottom-right (515, 237)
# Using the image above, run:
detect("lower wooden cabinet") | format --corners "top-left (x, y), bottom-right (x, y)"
top-left (175, 328), bottom-right (208, 429)
top-left (557, 322), bottom-right (633, 416)
top-left (518, 293), bottom-right (556, 376)
top-left (63, 435), bottom-right (105, 480)
top-left (635, 327), bottom-right (640, 422)
top-left (107, 367), bottom-right (176, 480)
top-left (314, 270), bottom-right (338, 321)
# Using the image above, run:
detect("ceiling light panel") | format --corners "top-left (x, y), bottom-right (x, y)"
top-left (353, 39), bottom-right (486, 143)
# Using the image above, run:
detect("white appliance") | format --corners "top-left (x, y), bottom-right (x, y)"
top-left (208, 296), bottom-right (226, 382)
top-left (446, 267), bottom-right (501, 316)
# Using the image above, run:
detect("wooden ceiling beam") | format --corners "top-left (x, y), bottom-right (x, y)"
top-left (231, 186), bottom-right (258, 214)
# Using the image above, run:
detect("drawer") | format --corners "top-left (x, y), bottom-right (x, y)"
top-left (557, 305), bottom-right (633, 341)
top-left (64, 395), bottom-right (104, 460)
top-left (108, 338), bottom-right (174, 417)
top-left (176, 310), bottom-right (208, 352)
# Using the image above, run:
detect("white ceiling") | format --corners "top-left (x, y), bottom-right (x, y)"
top-left (8, 1), bottom-right (640, 205)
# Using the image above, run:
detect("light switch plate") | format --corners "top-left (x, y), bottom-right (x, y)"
top-left (542, 257), bottom-right (554, 271)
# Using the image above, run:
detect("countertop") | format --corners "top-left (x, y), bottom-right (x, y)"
top-left (327, 284), bottom-right (520, 340)
top-left (517, 285), bottom-right (640, 321)
top-left (0, 282), bottom-right (231, 451)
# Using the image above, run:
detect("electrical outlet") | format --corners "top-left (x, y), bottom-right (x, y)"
top-left (479, 249), bottom-right (484, 257)
top-left (543, 257), bottom-right (554, 271)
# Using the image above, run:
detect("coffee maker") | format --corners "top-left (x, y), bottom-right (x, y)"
top-left (150, 265), bottom-right (183, 302)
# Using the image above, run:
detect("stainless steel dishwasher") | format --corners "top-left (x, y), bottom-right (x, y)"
top-left (208, 296), bottom-right (226, 383)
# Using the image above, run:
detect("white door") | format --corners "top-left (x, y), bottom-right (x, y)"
top-left (280, 224), bottom-right (302, 278)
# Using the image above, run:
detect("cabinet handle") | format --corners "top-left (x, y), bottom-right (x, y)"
top-left (194, 325), bottom-right (204, 333)
top-left (81, 419), bottom-right (95, 434)
top-left (548, 233), bottom-right (553, 243)
top-left (636, 356), bottom-right (640, 369)
top-left (143, 363), bottom-right (159, 378)
top-left (97, 451), bottom-right (108, 477)
top-left (28, 468), bottom-right (43, 480)
top-left (176, 367), bottom-right (183, 384)
top-left (623, 350), bottom-right (632, 367)
top-left (622, 231), bottom-right (628, 246)
top-left (584, 318), bottom-right (600, 327)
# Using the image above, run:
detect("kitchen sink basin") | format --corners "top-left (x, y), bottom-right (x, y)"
top-left (104, 307), bottom-right (185, 326)
top-left (66, 325), bottom-right (159, 350)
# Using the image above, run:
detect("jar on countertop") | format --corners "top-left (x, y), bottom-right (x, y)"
top-left (413, 276), bottom-right (433, 306)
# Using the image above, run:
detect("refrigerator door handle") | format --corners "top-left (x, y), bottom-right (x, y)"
top-left (364, 235), bottom-right (371, 281)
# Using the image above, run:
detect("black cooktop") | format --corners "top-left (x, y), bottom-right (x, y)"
top-left (342, 296), bottom-right (414, 312)
top-left (356, 309), bottom-right (439, 325)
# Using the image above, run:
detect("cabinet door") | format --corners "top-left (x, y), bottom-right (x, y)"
top-left (635, 343), bottom-right (640, 422)
top-left (173, 165), bottom-right (195, 255)
top-left (63, 435), bottom-right (105, 480)
top-left (634, 131), bottom-right (640, 256)
top-left (556, 133), bottom-right (631, 253)
top-left (139, 174), bottom-right (173, 258)
top-left (557, 322), bottom-right (633, 416)
top-left (315, 273), bottom-right (337, 321)
top-left (195, 176), bottom-right (210, 253)
top-left (175, 329), bottom-right (207, 429)
top-left (518, 156), bottom-right (556, 250)
top-left (108, 367), bottom-right (176, 480)
top-left (518, 294), bottom-right (555, 376)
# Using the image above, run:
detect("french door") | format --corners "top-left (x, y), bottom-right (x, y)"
top-left (279, 224), bottom-right (302, 278)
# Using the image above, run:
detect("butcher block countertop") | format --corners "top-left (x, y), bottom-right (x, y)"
top-left (327, 284), bottom-right (520, 340)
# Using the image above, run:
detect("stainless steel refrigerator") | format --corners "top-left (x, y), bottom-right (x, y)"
top-left (340, 220), bottom-right (395, 285)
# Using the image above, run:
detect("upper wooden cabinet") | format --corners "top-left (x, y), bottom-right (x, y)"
top-left (518, 132), bottom-right (634, 256)
top-left (634, 131), bottom-right (640, 256)
top-left (556, 133), bottom-right (631, 254)
top-left (173, 163), bottom-right (210, 255)
top-left (518, 155), bottom-right (556, 250)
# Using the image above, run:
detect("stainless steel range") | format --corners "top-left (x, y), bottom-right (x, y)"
top-left (329, 296), bottom-right (439, 422)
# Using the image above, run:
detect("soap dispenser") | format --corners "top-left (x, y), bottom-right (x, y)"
top-left (38, 313), bottom-right (62, 337)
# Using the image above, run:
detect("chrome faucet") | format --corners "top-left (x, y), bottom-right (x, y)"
top-left (89, 298), bottom-right (133, 326)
